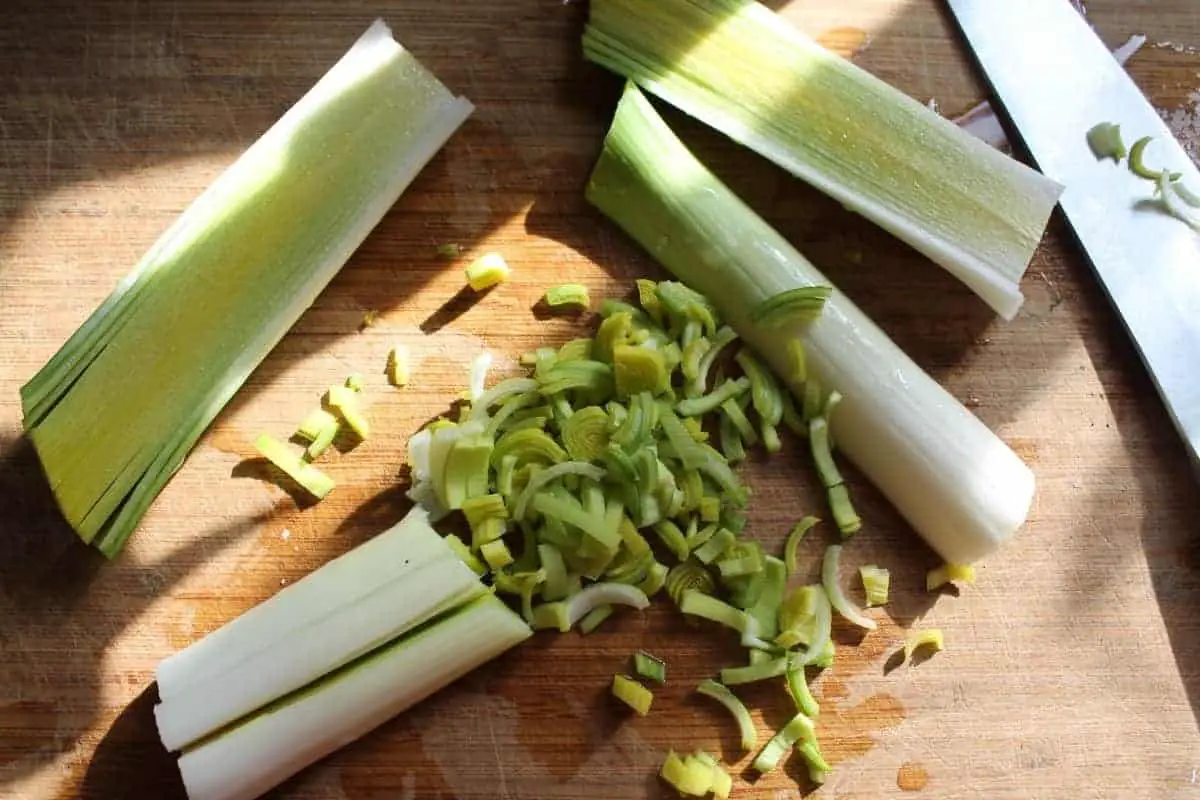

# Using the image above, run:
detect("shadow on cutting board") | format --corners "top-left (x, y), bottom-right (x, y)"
top-left (76, 480), bottom-right (414, 799)
top-left (1075, 300), bottom-right (1200, 728)
top-left (0, 435), bottom-right (287, 794)
top-left (78, 685), bottom-right (185, 800)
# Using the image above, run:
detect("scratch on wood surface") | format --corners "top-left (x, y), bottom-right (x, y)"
top-left (44, 111), bottom-right (54, 189)
top-left (485, 707), bottom-right (509, 799)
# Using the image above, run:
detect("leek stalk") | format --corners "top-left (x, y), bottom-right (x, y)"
top-left (21, 20), bottom-right (473, 556)
top-left (154, 509), bottom-right (484, 751)
top-left (586, 82), bottom-right (1035, 565)
top-left (176, 594), bottom-right (528, 800)
top-left (583, 0), bottom-right (1063, 319)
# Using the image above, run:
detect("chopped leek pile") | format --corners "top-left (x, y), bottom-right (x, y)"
top-left (408, 273), bottom-right (878, 790)
top-left (154, 507), bottom-right (531, 800)
top-left (19, 19), bottom-right (473, 557)
top-left (584, 0), bottom-right (1063, 319)
top-left (405, 271), bottom-right (825, 631)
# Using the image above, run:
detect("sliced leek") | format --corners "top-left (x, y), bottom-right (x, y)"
top-left (21, 20), bottom-right (473, 556)
top-left (696, 679), bottom-right (758, 752)
top-left (612, 674), bottom-right (654, 716)
top-left (584, 0), bottom-right (1063, 319)
top-left (255, 435), bottom-right (335, 499)
top-left (545, 283), bottom-right (592, 308)
top-left (822, 545), bottom-right (876, 631)
top-left (587, 82), bottom-right (1035, 565)
top-left (904, 628), bottom-right (945, 661)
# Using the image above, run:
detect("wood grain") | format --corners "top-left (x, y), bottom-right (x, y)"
top-left (0, 1), bottom-right (1198, 798)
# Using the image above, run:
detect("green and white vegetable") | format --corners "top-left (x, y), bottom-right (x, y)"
top-left (586, 82), bottom-right (1035, 565)
top-left (584, 0), bottom-right (1063, 319)
top-left (176, 594), bottom-right (528, 800)
top-left (20, 19), bottom-right (473, 556)
top-left (154, 508), bottom-right (486, 752)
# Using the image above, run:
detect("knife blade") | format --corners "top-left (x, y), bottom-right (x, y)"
top-left (946, 0), bottom-right (1200, 467)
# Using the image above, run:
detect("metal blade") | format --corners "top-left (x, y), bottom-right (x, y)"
top-left (946, 0), bottom-right (1200, 467)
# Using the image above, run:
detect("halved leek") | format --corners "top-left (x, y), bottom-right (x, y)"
top-left (21, 20), bottom-right (473, 556)
top-left (154, 509), bottom-right (484, 750)
top-left (584, 0), bottom-right (1063, 319)
top-left (176, 594), bottom-right (529, 800)
top-left (586, 83), bottom-right (1035, 565)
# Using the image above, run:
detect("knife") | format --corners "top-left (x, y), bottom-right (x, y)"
top-left (946, 0), bottom-right (1200, 467)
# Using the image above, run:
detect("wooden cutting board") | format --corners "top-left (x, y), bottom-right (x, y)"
top-left (1, 1), bottom-right (1198, 797)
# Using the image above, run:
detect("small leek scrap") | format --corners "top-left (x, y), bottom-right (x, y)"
top-left (696, 678), bottom-right (758, 752)
top-left (295, 408), bottom-right (339, 460)
top-left (155, 508), bottom-right (531, 800)
top-left (587, 82), bottom-right (1036, 565)
top-left (927, 562), bottom-right (976, 591)
top-left (544, 283), bottom-right (592, 309)
top-left (465, 252), bottom-right (510, 291)
top-left (387, 344), bottom-right (410, 387)
top-left (20, 20), bottom-right (473, 557)
top-left (660, 750), bottom-right (729, 797)
top-left (612, 674), bottom-right (654, 716)
top-left (859, 564), bottom-right (890, 607)
top-left (753, 711), bottom-right (816, 773)
top-left (903, 628), bottom-right (945, 662)
top-left (584, 0), bottom-right (1063, 319)
top-left (784, 516), bottom-right (819, 576)
top-left (633, 650), bottom-right (667, 684)
top-left (327, 385), bottom-right (370, 439)
top-left (822, 545), bottom-right (876, 631)
top-left (255, 435), bottom-right (335, 499)
top-left (1087, 122), bottom-right (1127, 162)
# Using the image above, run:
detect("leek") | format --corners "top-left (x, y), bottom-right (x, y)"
top-left (660, 750), bottom-right (712, 797)
top-left (822, 545), bottom-right (876, 631)
top-left (544, 283), bottom-right (592, 308)
top-left (859, 564), bottom-right (890, 606)
top-left (784, 516), bottom-right (818, 576)
top-left (904, 628), bottom-right (945, 662)
top-left (587, 82), bottom-right (1035, 565)
top-left (327, 385), bottom-right (369, 439)
top-left (786, 655), bottom-right (820, 719)
top-left (584, 0), bottom-right (1063, 319)
top-left (176, 594), bottom-right (529, 800)
top-left (254, 435), bottom-right (335, 499)
top-left (21, 20), bottom-right (472, 556)
top-left (578, 604), bottom-right (614, 633)
top-left (1087, 122), bottom-right (1126, 162)
top-left (156, 508), bottom-right (494, 754)
top-left (753, 711), bottom-right (815, 773)
top-left (465, 252), bottom-right (510, 291)
top-left (696, 679), bottom-right (758, 752)
top-left (721, 655), bottom-right (789, 685)
top-left (612, 674), bottom-right (654, 716)
top-left (633, 651), bottom-right (667, 684)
